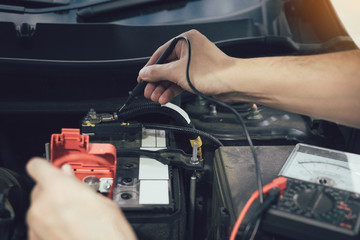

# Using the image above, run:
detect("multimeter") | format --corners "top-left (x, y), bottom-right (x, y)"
top-left (261, 144), bottom-right (360, 240)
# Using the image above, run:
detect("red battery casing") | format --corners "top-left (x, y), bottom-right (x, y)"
top-left (50, 128), bottom-right (116, 183)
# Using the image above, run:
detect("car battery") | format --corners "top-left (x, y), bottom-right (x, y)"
top-left (51, 121), bottom-right (186, 240)
top-left (210, 145), bottom-right (294, 239)
top-left (110, 127), bottom-right (186, 240)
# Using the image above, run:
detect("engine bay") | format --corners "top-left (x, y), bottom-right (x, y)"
top-left (0, 93), bottom-right (357, 239)
top-left (0, 0), bottom-right (360, 239)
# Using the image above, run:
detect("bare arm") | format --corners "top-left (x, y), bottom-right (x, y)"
top-left (138, 30), bottom-right (360, 129)
top-left (225, 49), bottom-right (360, 128)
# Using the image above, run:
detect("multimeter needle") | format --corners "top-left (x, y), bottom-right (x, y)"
top-left (118, 37), bottom-right (181, 113)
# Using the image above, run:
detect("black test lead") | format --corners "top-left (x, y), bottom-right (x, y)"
top-left (118, 37), bottom-right (181, 113)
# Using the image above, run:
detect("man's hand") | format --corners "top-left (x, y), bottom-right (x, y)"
top-left (26, 157), bottom-right (137, 240)
top-left (138, 29), bottom-right (360, 129)
top-left (137, 29), bottom-right (236, 105)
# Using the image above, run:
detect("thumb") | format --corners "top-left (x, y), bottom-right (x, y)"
top-left (26, 157), bottom-right (63, 183)
top-left (27, 158), bottom-right (75, 186)
top-left (61, 164), bottom-right (75, 177)
top-left (139, 63), bottom-right (175, 83)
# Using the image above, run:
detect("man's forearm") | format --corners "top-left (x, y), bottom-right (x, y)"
top-left (228, 49), bottom-right (360, 128)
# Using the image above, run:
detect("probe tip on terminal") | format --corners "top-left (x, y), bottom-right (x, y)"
top-left (118, 103), bottom-right (126, 113)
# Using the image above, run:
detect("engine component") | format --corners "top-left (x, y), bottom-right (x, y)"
top-left (183, 97), bottom-right (328, 144)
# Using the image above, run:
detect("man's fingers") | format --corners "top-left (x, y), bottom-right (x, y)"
top-left (26, 158), bottom-right (57, 183)
top-left (144, 82), bottom-right (159, 99)
top-left (26, 157), bottom-right (74, 188)
top-left (149, 81), bottom-right (172, 103)
top-left (28, 227), bottom-right (42, 240)
top-left (144, 81), bottom-right (182, 104)
top-left (30, 184), bottom-right (41, 202)
top-left (158, 84), bottom-right (183, 105)
top-left (61, 164), bottom-right (75, 176)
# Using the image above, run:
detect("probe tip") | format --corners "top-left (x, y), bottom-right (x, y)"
top-left (118, 103), bottom-right (126, 113)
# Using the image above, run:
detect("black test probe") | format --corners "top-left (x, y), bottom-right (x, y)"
top-left (118, 37), bottom-right (181, 113)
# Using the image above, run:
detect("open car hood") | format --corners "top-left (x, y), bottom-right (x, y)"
top-left (0, 0), bottom-right (357, 62)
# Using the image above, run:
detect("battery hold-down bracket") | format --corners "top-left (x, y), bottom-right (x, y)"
top-left (50, 128), bottom-right (117, 196)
